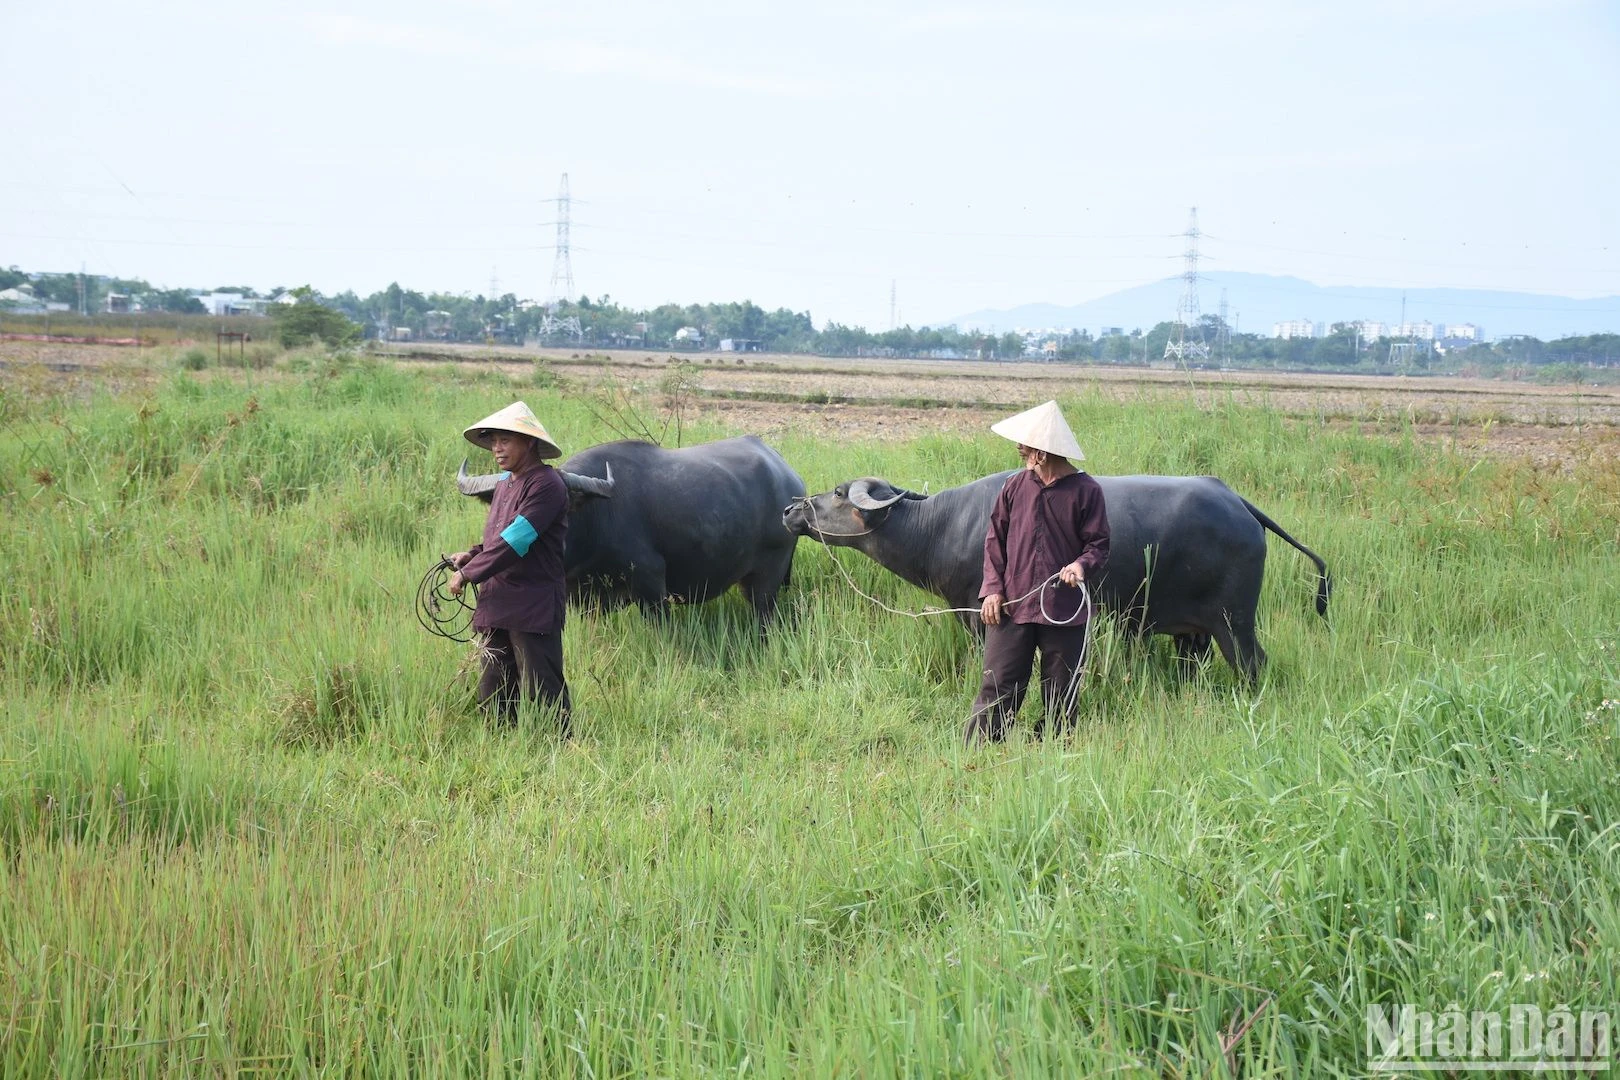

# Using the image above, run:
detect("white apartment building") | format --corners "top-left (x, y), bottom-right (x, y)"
top-left (1395, 321), bottom-right (1436, 341)
top-left (1440, 323), bottom-right (1482, 341)
top-left (1272, 319), bottom-right (1319, 340)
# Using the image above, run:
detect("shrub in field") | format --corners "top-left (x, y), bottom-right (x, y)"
top-left (328, 358), bottom-right (413, 405)
top-left (179, 347), bottom-right (208, 370)
top-left (230, 342), bottom-right (280, 370)
top-left (276, 661), bottom-right (388, 746)
top-left (530, 361), bottom-right (561, 389)
top-left (272, 286), bottom-right (361, 349)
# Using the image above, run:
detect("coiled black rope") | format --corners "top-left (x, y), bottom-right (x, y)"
top-left (415, 555), bottom-right (478, 642)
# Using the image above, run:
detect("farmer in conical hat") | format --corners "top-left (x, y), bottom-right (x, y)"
top-left (969, 400), bottom-right (1110, 743)
top-left (446, 401), bottom-right (573, 733)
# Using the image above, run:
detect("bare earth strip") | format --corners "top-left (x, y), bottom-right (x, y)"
top-left (6, 341), bottom-right (1618, 472)
top-left (513, 346), bottom-right (1620, 472)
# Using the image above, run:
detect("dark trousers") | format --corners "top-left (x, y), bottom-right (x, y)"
top-left (477, 628), bottom-right (571, 734)
top-left (965, 621), bottom-right (1089, 743)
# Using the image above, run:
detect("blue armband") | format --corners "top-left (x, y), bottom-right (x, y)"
top-left (500, 514), bottom-right (538, 556)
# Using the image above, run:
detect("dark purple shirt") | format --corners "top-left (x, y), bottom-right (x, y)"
top-left (460, 465), bottom-right (568, 634)
top-left (981, 469), bottom-right (1110, 626)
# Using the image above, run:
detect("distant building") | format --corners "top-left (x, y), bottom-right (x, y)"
top-left (718, 338), bottom-right (762, 352)
top-left (1272, 319), bottom-right (1319, 340)
top-left (104, 293), bottom-right (135, 314)
top-left (424, 310), bottom-right (454, 340)
top-left (673, 326), bottom-right (703, 345)
top-left (0, 286), bottom-right (47, 313)
top-left (1441, 322), bottom-right (1482, 341)
top-left (1395, 321), bottom-right (1436, 341)
top-left (1352, 320), bottom-right (1387, 340)
top-left (1099, 326), bottom-right (1124, 338)
top-left (198, 293), bottom-right (270, 317)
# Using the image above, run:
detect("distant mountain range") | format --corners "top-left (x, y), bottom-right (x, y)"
top-left (944, 272), bottom-right (1620, 341)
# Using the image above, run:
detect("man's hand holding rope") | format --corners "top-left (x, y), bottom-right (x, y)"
top-left (982, 559), bottom-right (1083, 626)
top-left (446, 550), bottom-right (472, 597)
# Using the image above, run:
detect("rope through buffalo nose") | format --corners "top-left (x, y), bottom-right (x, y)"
top-left (804, 499), bottom-right (1088, 618)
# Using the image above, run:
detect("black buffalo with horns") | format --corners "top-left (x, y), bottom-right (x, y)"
top-left (459, 435), bottom-right (806, 629)
top-left (783, 471), bottom-right (1330, 681)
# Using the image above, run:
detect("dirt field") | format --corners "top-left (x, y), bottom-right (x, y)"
top-left (6, 340), bottom-right (1619, 473)
top-left (469, 345), bottom-right (1620, 473)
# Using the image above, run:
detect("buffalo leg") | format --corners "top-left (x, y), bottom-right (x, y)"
top-left (1210, 616), bottom-right (1265, 685)
top-left (740, 549), bottom-right (794, 634)
top-left (1174, 633), bottom-right (1212, 677)
top-left (629, 557), bottom-right (670, 621)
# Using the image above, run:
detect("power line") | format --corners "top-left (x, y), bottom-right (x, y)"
top-left (0, 231), bottom-right (554, 254)
top-left (4, 177), bottom-right (1613, 253)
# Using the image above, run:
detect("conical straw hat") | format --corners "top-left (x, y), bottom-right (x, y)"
top-left (462, 401), bottom-right (563, 459)
top-left (990, 400), bottom-right (1085, 460)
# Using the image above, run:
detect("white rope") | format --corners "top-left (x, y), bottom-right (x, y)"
top-left (801, 496), bottom-right (1095, 625)
top-left (799, 493), bottom-right (1100, 713)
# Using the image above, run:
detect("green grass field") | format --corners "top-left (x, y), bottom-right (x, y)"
top-left (2, 351), bottom-right (1616, 1076)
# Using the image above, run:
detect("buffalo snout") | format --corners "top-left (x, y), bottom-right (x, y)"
top-left (782, 496), bottom-right (811, 535)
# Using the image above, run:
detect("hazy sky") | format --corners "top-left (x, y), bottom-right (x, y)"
top-left (3, 0), bottom-right (1617, 328)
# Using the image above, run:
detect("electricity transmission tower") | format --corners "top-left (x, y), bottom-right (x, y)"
top-left (1163, 207), bottom-right (1211, 366)
top-left (1388, 341), bottom-right (1423, 374)
top-left (547, 173), bottom-right (576, 304)
top-left (539, 172), bottom-right (582, 342)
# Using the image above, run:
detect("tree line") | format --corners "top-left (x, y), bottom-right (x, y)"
top-left (0, 267), bottom-right (209, 314)
top-left (3, 266), bottom-right (1614, 375)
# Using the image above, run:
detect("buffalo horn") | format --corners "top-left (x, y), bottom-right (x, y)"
top-left (560, 462), bottom-right (615, 499)
top-left (847, 478), bottom-right (908, 511)
top-left (456, 459), bottom-right (502, 498)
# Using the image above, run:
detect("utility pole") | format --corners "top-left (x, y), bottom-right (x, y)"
top-left (889, 279), bottom-right (898, 331)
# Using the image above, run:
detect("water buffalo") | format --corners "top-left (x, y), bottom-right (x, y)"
top-left (782, 471), bottom-right (1330, 681)
top-left (459, 435), bottom-right (805, 629)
